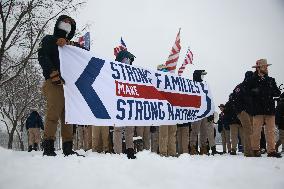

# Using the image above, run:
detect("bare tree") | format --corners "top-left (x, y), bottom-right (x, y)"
top-left (0, 60), bottom-right (45, 149)
top-left (0, 0), bottom-right (85, 87)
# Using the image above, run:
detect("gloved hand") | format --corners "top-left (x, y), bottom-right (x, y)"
top-left (50, 70), bottom-right (65, 85)
top-left (56, 38), bottom-right (67, 47)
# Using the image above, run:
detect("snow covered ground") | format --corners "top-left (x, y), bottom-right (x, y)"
top-left (0, 146), bottom-right (283, 189)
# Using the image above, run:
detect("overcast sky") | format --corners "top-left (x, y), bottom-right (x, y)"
top-left (74, 0), bottom-right (284, 109)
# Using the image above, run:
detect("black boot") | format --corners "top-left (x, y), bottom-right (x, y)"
top-left (126, 148), bottom-right (136, 159)
top-left (267, 151), bottom-right (282, 158)
top-left (211, 146), bottom-right (221, 155)
top-left (28, 145), bottom-right (33, 152)
top-left (63, 141), bottom-right (84, 157)
top-left (43, 140), bottom-right (57, 156)
top-left (33, 143), bottom-right (38, 151)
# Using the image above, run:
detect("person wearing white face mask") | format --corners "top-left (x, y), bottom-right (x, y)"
top-left (38, 15), bottom-right (86, 157)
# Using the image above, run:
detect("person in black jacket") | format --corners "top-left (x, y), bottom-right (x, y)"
top-left (217, 104), bottom-right (231, 153)
top-left (275, 93), bottom-right (284, 152)
top-left (231, 71), bottom-right (254, 157)
top-left (38, 15), bottom-right (84, 156)
top-left (248, 59), bottom-right (281, 158)
top-left (224, 96), bottom-right (243, 155)
top-left (26, 110), bottom-right (44, 152)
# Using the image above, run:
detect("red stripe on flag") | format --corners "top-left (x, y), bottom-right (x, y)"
top-left (116, 81), bottom-right (201, 108)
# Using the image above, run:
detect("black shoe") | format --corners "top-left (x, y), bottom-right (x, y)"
top-left (230, 149), bottom-right (237, 155)
top-left (267, 151), bottom-right (282, 158)
top-left (63, 141), bottom-right (84, 157)
top-left (126, 148), bottom-right (136, 159)
top-left (43, 140), bottom-right (57, 156)
top-left (28, 145), bottom-right (33, 152)
top-left (33, 143), bottom-right (38, 151)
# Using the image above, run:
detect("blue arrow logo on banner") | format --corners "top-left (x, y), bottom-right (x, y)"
top-left (75, 57), bottom-right (111, 119)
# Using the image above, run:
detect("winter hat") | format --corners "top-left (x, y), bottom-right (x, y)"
top-left (218, 104), bottom-right (225, 108)
top-left (252, 59), bottom-right (271, 68)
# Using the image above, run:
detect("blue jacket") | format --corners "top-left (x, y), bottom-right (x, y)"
top-left (26, 111), bottom-right (44, 130)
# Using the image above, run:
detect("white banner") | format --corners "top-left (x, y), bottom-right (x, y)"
top-left (60, 46), bottom-right (215, 126)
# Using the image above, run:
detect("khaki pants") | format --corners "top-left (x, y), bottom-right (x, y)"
top-left (190, 118), bottom-right (208, 147)
top-left (113, 126), bottom-right (134, 154)
top-left (177, 127), bottom-right (189, 154)
top-left (159, 125), bottom-right (177, 156)
top-left (136, 126), bottom-right (150, 150)
top-left (42, 79), bottom-right (73, 143)
top-left (92, 126), bottom-right (109, 152)
top-left (207, 122), bottom-right (215, 147)
top-left (230, 124), bottom-right (244, 151)
top-left (77, 126), bottom-right (84, 149)
top-left (28, 128), bottom-right (41, 145)
top-left (221, 129), bottom-right (231, 152)
top-left (237, 111), bottom-right (253, 155)
top-left (251, 115), bottom-right (276, 153)
top-left (151, 128), bottom-right (159, 153)
top-left (83, 126), bottom-right (92, 151)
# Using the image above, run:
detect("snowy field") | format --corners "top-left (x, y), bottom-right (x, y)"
top-left (0, 146), bottom-right (284, 189)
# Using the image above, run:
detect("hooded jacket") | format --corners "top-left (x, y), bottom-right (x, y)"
top-left (26, 111), bottom-right (44, 130)
top-left (38, 15), bottom-right (77, 80)
top-left (230, 71), bottom-right (254, 115)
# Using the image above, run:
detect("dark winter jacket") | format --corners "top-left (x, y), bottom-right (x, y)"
top-left (247, 72), bottom-right (281, 115)
top-left (217, 112), bottom-right (230, 133)
top-left (231, 71), bottom-right (254, 115)
top-left (223, 100), bottom-right (241, 125)
top-left (276, 98), bottom-right (284, 130)
top-left (25, 111), bottom-right (44, 130)
top-left (38, 15), bottom-right (83, 80)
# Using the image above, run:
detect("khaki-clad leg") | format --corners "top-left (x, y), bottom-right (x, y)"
top-left (190, 120), bottom-right (201, 147)
top-left (125, 126), bottom-right (134, 149)
top-left (264, 115), bottom-right (276, 153)
top-left (251, 115), bottom-right (264, 151)
top-left (101, 126), bottom-right (110, 152)
top-left (225, 130), bottom-right (231, 152)
top-left (113, 127), bottom-right (123, 154)
top-left (143, 127), bottom-right (150, 150)
top-left (230, 124), bottom-right (239, 151)
top-left (180, 127), bottom-right (189, 154)
top-left (151, 129), bottom-right (159, 153)
top-left (92, 126), bottom-right (102, 152)
top-left (28, 128), bottom-right (35, 146)
top-left (221, 130), bottom-right (226, 152)
top-left (168, 125), bottom-right (177, 156)
top-left (237, 111), bottom-right (253, 156)
top-left (207, 123), bottom-right (215, 147)
top-left (43, 80), bottom-right (65, 141)
top-left (199, 118), bottom-right (208, 147)
top-left (159, 125), bottom-right (169, 156)
top-left (60, 107), bottom-right (73, 143)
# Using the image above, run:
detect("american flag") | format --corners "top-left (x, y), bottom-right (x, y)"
top-left (78, 32), bottom-right (90, 51)
top-left (164, 28), bottom-right (181, 73)
top-left (114, 37), bottom-right (127, 57)
top-left (178, 47), bottom-right (193, 76)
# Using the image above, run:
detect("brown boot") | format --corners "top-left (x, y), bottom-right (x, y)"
top-left (199, 146), bottom-right (208, 155)
top-left (190, 146), bottom-right (198, 155)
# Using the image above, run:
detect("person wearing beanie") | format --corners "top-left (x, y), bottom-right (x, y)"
top-left (38, 15), bottom-right (85, 157)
